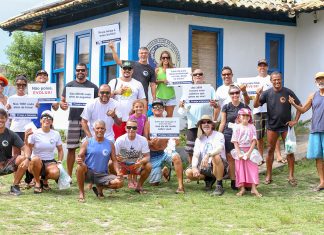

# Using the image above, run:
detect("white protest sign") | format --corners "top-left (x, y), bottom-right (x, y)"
top-left (237, 77), bottom-right (261, 98)
top-left (93, 23), bottom-right (121, 45)
top-left (8, 97), bottom-right (38, 119)
top-left (28, 83), bottom-right (57, 103)
top-left (182, 84), bottom-right (211, 104)
top-left (150, 117), bottom-right (180, 139)
top-left (166, 68), bottom-right (192, 86)
top-left (66, 87), bottom-right (94, 108)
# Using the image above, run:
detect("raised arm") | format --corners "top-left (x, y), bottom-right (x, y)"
top-left (289, 93), bottom-right (314, 114)
top-left (108, 41), bottom-right (122, 66)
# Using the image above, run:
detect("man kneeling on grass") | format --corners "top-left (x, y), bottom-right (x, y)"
top-left (76, 120), bottom-right (123, 202)
top-left (185, 115), bottom-right (227, 196)
top-left (0, 108), bottom-right (30, 196)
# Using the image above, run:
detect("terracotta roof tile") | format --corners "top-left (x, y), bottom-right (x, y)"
top-left (293, 0), bottom-right (324, 12)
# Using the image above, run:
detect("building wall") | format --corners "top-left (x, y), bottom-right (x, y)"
top-left (296, 10), bottom-right (324, 120)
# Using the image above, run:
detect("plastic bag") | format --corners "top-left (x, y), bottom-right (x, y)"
top-left (57, 164), bottom-right (71, 190)
top-left (285, 127), bottom-right (296, 154)
top-left (230, 149), bottom-right (263, 165)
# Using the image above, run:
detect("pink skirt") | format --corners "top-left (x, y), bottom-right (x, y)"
top-left (235, 159), bottom-right (259, 187)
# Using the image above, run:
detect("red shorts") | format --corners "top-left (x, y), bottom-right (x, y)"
top-left (113, 122), bottom-right (127, 140)
top-left (119, 162), bottom-right (141, 175)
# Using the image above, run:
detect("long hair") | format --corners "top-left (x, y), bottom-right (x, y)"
top-left (129, 99), bottom-right (145, 115)
top-left (157, 51), bottom-right (174, 68)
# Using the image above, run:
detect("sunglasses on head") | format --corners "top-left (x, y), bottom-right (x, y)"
top-left (126, 126), bottom-right (137, 130)
top-left (100, 91), bottom-right (110, 95)
top-left (76, 69), bottom-right (86, 72)
top-left (193, 73), bottom-right (203, 77)
top-left (229, 91), bottom-right (240, 95)
top-left (201, 120), bottom-right (213, 125)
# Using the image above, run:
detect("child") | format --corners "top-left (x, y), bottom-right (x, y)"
top-left (127, 100), bottom-right (146, 188)
top-left (230, 108), bottom-right (263, 197)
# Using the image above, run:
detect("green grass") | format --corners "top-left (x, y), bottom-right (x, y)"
top-left (0, 160), bottom-right (323, 234)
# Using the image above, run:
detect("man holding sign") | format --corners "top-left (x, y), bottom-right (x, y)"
top-left (60, 63), bottom-right (99, 177)
top-left (143, 100), bottom-right (185, 194)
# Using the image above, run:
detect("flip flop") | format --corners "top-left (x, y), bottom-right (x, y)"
top-left (78, 198), bottom-right (85, 203)
top-left (34, 186), bottom-right (43, 194)
top-left (313, 187), bottom-right (324, 192)
top-left (264, 179), bottom-right (272, 185)
top-left (288, 178), bottom-right (297, 187)
top-left (175, 188), bottom-right (185, 194)
top-left (277, 159), bottom-right (287, 164)
top-left (135, 187), bottom-right (148, 194)
top-left (251, 192), bottom-right (263, 197)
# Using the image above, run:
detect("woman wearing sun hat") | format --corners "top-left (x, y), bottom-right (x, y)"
top-left (289, 72), bottom-right (324, 192)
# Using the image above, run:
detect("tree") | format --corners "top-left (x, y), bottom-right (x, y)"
top-left (4, 31), bottom-right (43, 82)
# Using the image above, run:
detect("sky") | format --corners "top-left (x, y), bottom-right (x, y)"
top-left (0, 0), bottom-right (57, 64)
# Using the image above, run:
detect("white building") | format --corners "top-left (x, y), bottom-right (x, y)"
top-left (1, 0), bottom-right (323, 128)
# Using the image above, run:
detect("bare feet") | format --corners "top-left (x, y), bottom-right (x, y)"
top-left (236, 187), bottom-right (245, 196)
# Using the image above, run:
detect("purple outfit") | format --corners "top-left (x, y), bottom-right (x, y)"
top-left (129, 114), bottom-right (146, 135)
top-left (231, 124), bottom-right (259, 187)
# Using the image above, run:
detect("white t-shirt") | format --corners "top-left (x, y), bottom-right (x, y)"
top-left (28, 129), bottom-right (62, 161)
top-left (253, 75), bottom-right (272, 114)
top-left (215, 83), bottom-right (245, 112)
top-left (108, 78), bottom-right (146, 121)
top-left (193, 131), bottom-right (226, 167)
top-left (8, 94), bottom-right (33, 132)
top-left (81, 97), bottom-right (121, 141)
top-left (115, 133), bottom-right (150, 163)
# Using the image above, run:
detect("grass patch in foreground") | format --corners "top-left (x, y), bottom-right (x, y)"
top-left (0, 159), bottom-right (323, 234)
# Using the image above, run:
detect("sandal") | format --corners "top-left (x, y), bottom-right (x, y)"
top-left (313, 186), bottom-right (324, 192)
top-left (251, 192), bottom-right (263, 197)
top-left (236, 190), bottom-right (245, 196)
top-left (135, 187), bottom-right (148, 194)
top-left (42, 184), bottom-right (51, 191)
top-left (78, 198), bottom-right (85, 203)
top-left (277, 159), bottom-right (287, 164)
top-left (34, 186), bottom-right (43, 194)
top-left (264, 179), bottom-right (272, 185)
top-left (288, 178), bottom-right (297, 187)
top-left (175, 188), bottom-right (185, 194)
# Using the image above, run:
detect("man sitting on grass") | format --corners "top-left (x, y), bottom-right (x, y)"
top-left (0, 108), bottom-right (30, 196)
top-left (76, 120), bottom-right (123, 202)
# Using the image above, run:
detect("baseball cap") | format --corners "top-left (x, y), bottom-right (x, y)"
top-left (314, 72), bottom-right (324, 80)
top-left (121, 60), bottom-right (133, 69)
top-left (36, 70), bottom-right (48, 76)
top-left (257, 59), bottom-right (268, 66)
top-left (41, 110), bottom-right (54, 119)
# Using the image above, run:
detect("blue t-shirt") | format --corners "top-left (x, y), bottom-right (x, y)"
top-left (33, 103), bottom-right (52, 128)
top-left (85, 137), bottom-right (111, 174)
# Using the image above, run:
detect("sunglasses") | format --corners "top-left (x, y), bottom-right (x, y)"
top-left (126, 126), bottom-right (137, 130)
top-left (161, 57), bottom-right (170, 60)
top-left (100, 91), bottom-right (110, 95)
top-left (152, 105), bottom-right (163, 110)
top-left (16, 84), bottom-right (27, 88)
top-left (42, 116), bottom-right (53, 121)
top-left (222, 73), bottom-right (232, 76)
top-left (123, 67), bottom-right (133, 71)
top-left (0, 83), bottom-right (5, 87)
top-left (76, 69), bottom-right (86, 72)
top-left (229, 91), bottom-right (240, 95)
top-left (241, 114), bottom-right (250, 117)
top-left (201, 120), bottom-right (213, 125)
top-left (193, 73), bottom-right (203, 77)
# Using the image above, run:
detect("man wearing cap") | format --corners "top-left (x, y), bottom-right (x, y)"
top-left (289, 72), bottom-right (324, 191)
top-left (109, 42), bottom-right (156, 103)
top-left (33, 70), bottom-right (59, 128)
top-left (0, 108), bottom-right (31, 196)
top-left (254, 71), bottom-right (301, 186)
top-left (60, 63), bottom-right (99, 177)
top-left (253, 60), bottom-right (283, 165)
top-left (185, 115), bottom-right (227, 196)
top-left (108, 61), bottom-right (146, 139)
top-left (76, 120), bottom-right (124, 202)
top-left (143, 100), bottom-right (185, 193)
top-left (81, 84), bottom-right (122, 142)
top-left (214, 66), bottom-right (250, 120)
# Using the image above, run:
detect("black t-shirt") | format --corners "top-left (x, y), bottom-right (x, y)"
top-left (260, 87), bottom-right (300, 131)
top-left (124, 61), bottom-right (155, 99)
top-left (0, 128), bottom-right (24, 161)
top-left (222, 102), bottom-right (250, 136)
top-left (62, 80), bottom-right (99, 121)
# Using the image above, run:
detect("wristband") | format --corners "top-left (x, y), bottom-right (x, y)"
top-left (57, 160), bottom-right (62, 164)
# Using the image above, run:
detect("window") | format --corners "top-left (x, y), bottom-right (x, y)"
top-left (52, 36), bottom-right (66, 98)
top-left (189, 25), bottom-right (223, 88)
top-left (266, 33), bottom-right (285, 79)
top-left (75, 30), bottom-right (92, 77)
top-left (100, 42), bottom-right (120, 85)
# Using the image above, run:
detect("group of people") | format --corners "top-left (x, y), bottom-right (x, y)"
top-left (0, 45), bottom-right (323, 201)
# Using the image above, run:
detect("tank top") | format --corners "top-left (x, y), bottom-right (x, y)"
top-left (85, 137), bottom-right (111, 173)
top-left (156, 67), bottom-right (175, 99)
top-left (311, 91), bottom-right (324, 133)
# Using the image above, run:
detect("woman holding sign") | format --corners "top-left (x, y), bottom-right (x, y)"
top-left (155, 51), bottom-right (176, 117)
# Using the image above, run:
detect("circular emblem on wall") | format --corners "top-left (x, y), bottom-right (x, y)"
top-left (2, 140), bottom-right (9, 147)
top-left (280, 97), bottom-right (286, 103)
top-left (102, 149), bottom-right (109, 157)
top-left (146, 38), bottom-right (181, 68)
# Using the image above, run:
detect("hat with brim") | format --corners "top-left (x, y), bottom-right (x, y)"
top-left (315, 72), bottom-right (324, 80)
top-left (36, 70), bottom-right (48, 77)
top-left (196, 115), bottom-right (215, 127)
top-left (121, 60), bottom-right (133, 69)
top-left (152, 100), bottom-right (164, 107)
top-left (257, 59), bottom-right (268, 66)
top-left (0, 74), bottom-right (9, 86)
top-left (236, 108), bottom-right (252, 124)
top-left (41, 110), bottom-right (54, 119)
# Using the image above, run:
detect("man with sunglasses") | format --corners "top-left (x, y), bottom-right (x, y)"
top-left (81, 84), bottom-right (122, 142)
top-left (115, 119), bottom-right (151, 194)
top-left (143, 100), bottom-right (185, 194)
top-left (60, 63), bottom-right (99, 177)
top-left (109, 42), bottom-right (156, 103)
top-left (215, 66), bottom-right (250, 120)
top-left (109, 61), bottom-right (146, 139)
